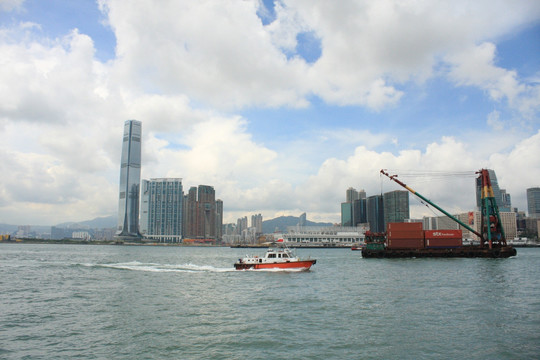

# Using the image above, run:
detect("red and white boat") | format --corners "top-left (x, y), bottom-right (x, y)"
top-left (234, 247), bottom-right (316, 271)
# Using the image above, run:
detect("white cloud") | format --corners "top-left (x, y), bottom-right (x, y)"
top-left (0, 0), bottom-right (24, 12)
top-left (446, 41), bottom-right (540, 121)
top-left (94, 0), bottom-right (540, 113)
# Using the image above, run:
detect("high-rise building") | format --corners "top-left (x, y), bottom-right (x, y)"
top-left (183, 185), bottom-right (222, 241)
top-left (500, 189), bottom-right (512, 212)
top-left (116, 120), bottom-right (142, 238)
top-left (197, 185), bottom-right (216, 239)
top-left (183, 187), bottom-right (198, 238)
top-left (298, 213), bottom-right (306, 227)
top-left (367, 195), bottom-right (384, 233)
top-left (140, 178), bottom-right (183, 243)
top-left (252, 213), bottom-right (263, 234)
top-left (342, 188), bottom-right (367, 227)
top-left (341, 202), bottom-right (353, 227)
top-left (383, 190), bottom-right (409, 226)
top-left (353, 198), bottom-right (367, 225)
top-left (527, 187), bottom-right (540, 218)
top-left (346, 187), bottom-right (359, 203)
top-left (476, 169), bottom-right (511, 212)
top-left (216, 200), bottom-right (223, 240)
top-left (237, 216), bottom-right (248, 235)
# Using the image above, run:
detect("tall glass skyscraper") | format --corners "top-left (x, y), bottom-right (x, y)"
top-left (116, 120), bottom-right (142, 238)
top-left (527, 187), bottom-right (540, 218)
top-left (475, 169), bottom-right (511, 212)
top-left (383, 190), bottom-right (409, 226)
top-left (367, 195), bottom-right (384, 232)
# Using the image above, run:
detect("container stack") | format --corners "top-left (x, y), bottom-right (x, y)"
top-left (424, 230), bottom-right (462, 248)
top-left (386, 222), bottom-right (425, 249)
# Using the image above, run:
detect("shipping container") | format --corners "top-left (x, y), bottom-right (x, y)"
top-left (386, 238), bottom-right (425, 249)
top-left (387, 222), bottom-right (423, 232)
top-left (387, 230), bottom-right (424, 239)
top-left (425, 238), bottom-right (462, 248)
top-left (424, 230), bottom-right (462, 239)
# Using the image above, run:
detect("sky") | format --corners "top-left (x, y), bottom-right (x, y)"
top-left (0, 0), bottom-right (539, 226)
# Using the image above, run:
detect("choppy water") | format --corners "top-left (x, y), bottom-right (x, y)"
top-left (1, 244), bottom-right (539, 359)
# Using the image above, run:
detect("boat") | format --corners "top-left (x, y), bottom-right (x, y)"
top-left (234, 247), bottom-right (316, 270)
top-left (361, 169), bottom-right (517, 259)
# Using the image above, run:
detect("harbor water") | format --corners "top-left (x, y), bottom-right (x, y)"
top-left (1, 244), bottom-right (539, 359)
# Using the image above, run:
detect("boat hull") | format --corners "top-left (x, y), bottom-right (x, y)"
top-left (234, 259), bottom-right (316, 270)
top-left (361, 246), bottom-right (516, 258)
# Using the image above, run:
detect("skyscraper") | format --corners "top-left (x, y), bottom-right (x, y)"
top-left (527, 187), bottom-right (540, 218)
top-left (252, 213), bottom-right (263, 233)
top-left (116, 120), bottom-right (142, 238)
top-left (383, 190), bottom-right (409, 226)
top-left (140, 178), bottom-right (183, 243)
top-left (367, 195), bottom-right (384, 232)
top-left (183, 185), bottom-right (222, 241)
top-left (476, 169), bottom-right (511, 212)
top-left (342, 187), bottom-right (367, 227)
top-left (341, 202), bottom-right (353, 226)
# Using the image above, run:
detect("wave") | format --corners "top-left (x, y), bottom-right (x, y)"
top-left (80, 261), bottom-right (236, 273)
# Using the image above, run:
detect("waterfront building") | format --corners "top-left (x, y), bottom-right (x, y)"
top-left (422, 215), bottom-right (460, 230)
top-left (341, 202), bottom-right (353, 227)
top-left (353, 198), bottom-right (368, 225)
top-left (183, 187), bottom-right (198, 238)
top-left (383, 190), bottom-right (409, 226)
top-left (277, 226), bottom-right (367, 246)
top-left (455, 211), bottom-right (518, 241)
top-left (342, 188), bottom-right (367, 227)
top-left (367, 195), bottom-right (384, 233)
top-left (116, 120), bottom-right (142, 239)
top-left (183, 185), bottom-right (222, 241)
top-left (527, 187), bottom-right (540, 218)
top-left (140, 178), bottom-right (183, 243)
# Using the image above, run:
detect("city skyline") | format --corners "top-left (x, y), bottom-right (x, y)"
top-left (0, 1), bottom-right (539, 226)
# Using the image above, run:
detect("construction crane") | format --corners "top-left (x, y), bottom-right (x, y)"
top-left (361, 169), bottom-right (516, 258)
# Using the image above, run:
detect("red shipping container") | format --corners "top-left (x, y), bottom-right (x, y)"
top-left (387, 222), bottom-right (423, 232)
top-left (424, 230), bottom-right (462, 239)
top-left (425, 238), bottom-right (462, 248)
top-left (387, 230), bottom-right (424, 239)
top-left (387, 238), bottom-right (425, 249)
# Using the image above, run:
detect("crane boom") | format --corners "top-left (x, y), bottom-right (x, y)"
top-left (380, 169), bottom-right (483, 239)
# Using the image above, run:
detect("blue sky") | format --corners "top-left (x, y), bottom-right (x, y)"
top-left (0, 0), bottom-right (539, 226)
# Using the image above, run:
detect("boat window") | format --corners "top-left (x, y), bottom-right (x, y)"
top-left (278, 254), bottom-right (282, 258)
top-left (282, 254), bottom-right (289, 258)
top-left (268, 253), bottom-right (276, 258)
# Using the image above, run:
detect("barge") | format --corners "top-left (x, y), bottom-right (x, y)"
top-left (362, 169), bottom-right (517, 259)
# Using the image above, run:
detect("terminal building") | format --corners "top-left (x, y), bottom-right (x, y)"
top-left (274, 225), bottom-right (368, 246)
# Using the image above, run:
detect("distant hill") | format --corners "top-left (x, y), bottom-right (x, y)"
top-left (0, 215), bottom-right (116, 236)
top-left (55, 215), bottom-right (116, 229)
top-left (262, 216), bottom-right (333, 234)
top-left (0, 224), bottom-right (18, 234)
